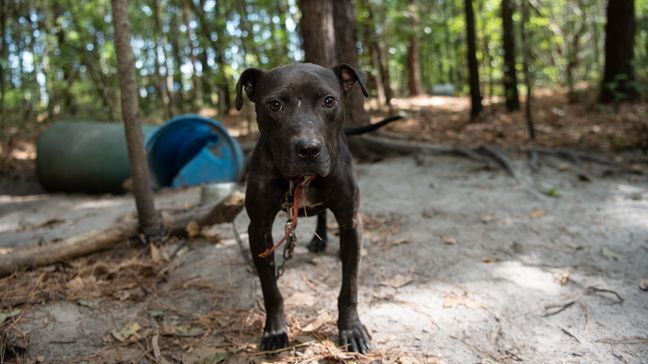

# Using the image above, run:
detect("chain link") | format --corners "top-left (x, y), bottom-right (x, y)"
top-left (276, 180), bottom-right (297, 279)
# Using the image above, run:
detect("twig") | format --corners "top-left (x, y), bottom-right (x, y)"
top-left (543, 286), bottom-right (624, 317)
top-left (581, 303), bottom-right (589, 334)
top-left (596, 337), bottom-right (648, 345)
top-left (560, 327), bottom-right (581, 343)
top-left (151, 333), bottom-right (169, 364)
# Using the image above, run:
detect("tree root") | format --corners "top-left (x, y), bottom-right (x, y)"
top-left (0, 190), bottom-right (245, 277)
top-left (356, 135), bottom-right (639, 178)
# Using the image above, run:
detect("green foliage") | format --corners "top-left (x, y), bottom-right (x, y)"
top-left (0, 0), bottom-right (646, 125)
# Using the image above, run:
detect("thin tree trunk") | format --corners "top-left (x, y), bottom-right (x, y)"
top-left (333, 0), bottom-right (369, 127)
top-left (520, 0), bottom-right (535, 139)
top-left (111, 0), bottom-right (162, 241)
top-left (599, 0), bottom-right (637, 103)
top-left (213, 3), bottom-right (232, 114)
top-left (237, 0), bottom-right (262, 65)
top-left (27, 0), bottom-right (41, 116)
top-left (299, 0), bottom-right (336, 67)
top-left (501, 0), bottom-right (520, 111)
top-left (169, 10), bottom-right (185, 114)
top-left (464, 0), bottom-right (482, 119)
top-left (42, 1), bottom-right (56, 120)
top-left (443, 0), bottom-right (455, 84)
top-left (361, 0), bottom-right (392, 107)
top-left (182, 0), bottom-right (202, 105)
top-left (0, 0), bottom-right (6, 131)
top-left (152, 0), bottom-right (175, 117)
top-left (189, 0), bottom-right (232, 114)
top-left (407, 0), bottom-right (424, 96)
top-left (198, 47), bottom-right (212, 104)
top-left (271, 0), bottom-right (291, 66)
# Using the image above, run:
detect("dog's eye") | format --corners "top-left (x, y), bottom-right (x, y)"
top-left (322, 96), bottom-right (336, 108)
top-left (268, 100), bottom-right (283, 111)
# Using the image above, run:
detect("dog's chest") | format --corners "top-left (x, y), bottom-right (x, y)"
top-left (285, 185), bottom-right (326, 217)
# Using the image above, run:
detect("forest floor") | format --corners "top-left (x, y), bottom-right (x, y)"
top-left (1, 92), bottom-right (647, 363)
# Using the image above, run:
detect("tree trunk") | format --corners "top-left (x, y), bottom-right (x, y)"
top-left (407, 0), bottom-right (424, 96)
top-left (464, 0), bottom-right (482, 119)
top-left (501, 0), bottom-right (520, 111)
top-left (151, 0), bottom-right (174, 118)
top-left (42, 1), bottom-right (57, 120)
top-left (360, 0), bottom-right (392, 107)
top-left (599, 0), bottom-right (637, 103)
top-left (299, 0), bottom-right (336, 67)
top-left (169, 10), bottom-right (185, 114)
top-left (111, 0), bottom-right (162, 241)
top-left (333, 0), bottom-right (369, 127)
top-left (0, 0), bottom-right (6, 125)
top-left (213, 3), bottom-right (232, 114)
top-left (520, 0), bottom-right (535, 139)
top-left (182, 0), bottom-right (202, 106)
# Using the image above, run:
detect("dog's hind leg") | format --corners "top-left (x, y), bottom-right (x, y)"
top-left (308, 212), bottom-right (328, 252)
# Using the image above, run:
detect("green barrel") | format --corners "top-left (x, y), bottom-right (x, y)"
top-left (36, 121), bottom-right (159, 194)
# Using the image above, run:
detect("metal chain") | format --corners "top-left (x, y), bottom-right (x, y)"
top-left (276, 180), bottom-right (296, 279)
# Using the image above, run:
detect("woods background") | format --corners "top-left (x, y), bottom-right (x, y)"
top-left (0, 0), bottom-right (646, 129)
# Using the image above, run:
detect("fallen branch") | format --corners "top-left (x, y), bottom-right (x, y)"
top-left (0, 190), bottom-right (245, 277)
top-left (595, 336), bottom-right (648, 345)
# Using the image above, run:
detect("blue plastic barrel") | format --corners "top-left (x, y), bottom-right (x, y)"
top-left (146, 114), bottom-right (245, 188)
top-left (36, 115), bottom-right (245, 193)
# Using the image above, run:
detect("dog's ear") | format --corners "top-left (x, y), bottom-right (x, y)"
top-left (332, 63), bottom-right (369, 97)
top-left (235, 68), bottom-right (265, 110)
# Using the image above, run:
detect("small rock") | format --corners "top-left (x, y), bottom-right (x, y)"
top-left (640, 279), bottom-right (648, 291)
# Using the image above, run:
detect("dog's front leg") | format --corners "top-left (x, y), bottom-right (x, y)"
top-left (246, 177), bottom-right (288, 351)
top-left (249, 220), bottom-right (289, 350)
top-left (333, 207), bottom-right (371, 354)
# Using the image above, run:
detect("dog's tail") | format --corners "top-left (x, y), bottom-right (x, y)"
top-left (343, 115), bottom-right (405, 136)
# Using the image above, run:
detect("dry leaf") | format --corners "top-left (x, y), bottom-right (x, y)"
top-left (481, 257), bottom-right (499, 263)
top-left (301, 312), bottom-right (332, 332)
top-left (443, 294), bottom-right (483, 309)
top-left (480, 214), bottom-right (497, 224)
top-left (150, 244), bottom-right (162, 263)
top-left (380, 274), bottom-right (413, 288)
top-left (529, 208), bottom-right (546, 218)
top-left (440, 235), bottom-right (457, 245)
top-left (112, 322), bottom-right (141, 342)
top-left (66, 275), bottom-right (97, 291)
top-left (285, 292), bottom-right (316, 307)
top-left (186, 221), bottom-right (201, 238)
top-left (555, 271), bottom-right (571, 286)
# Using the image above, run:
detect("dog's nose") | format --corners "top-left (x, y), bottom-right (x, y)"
top-left (295, 139), bottom-right (321, 160)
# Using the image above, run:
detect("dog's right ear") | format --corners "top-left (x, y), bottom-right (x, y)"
top-left (235, 68), bottom-right (265, 110)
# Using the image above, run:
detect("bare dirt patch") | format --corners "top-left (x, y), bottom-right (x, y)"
top-left (2, 151), bottom-right (647, 363)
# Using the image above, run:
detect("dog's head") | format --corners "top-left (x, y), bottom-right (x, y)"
top-left (236, 63), bottom-right (368, 178)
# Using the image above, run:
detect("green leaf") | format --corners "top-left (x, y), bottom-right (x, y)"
top-left (546, 187), bottom-right (560, 198)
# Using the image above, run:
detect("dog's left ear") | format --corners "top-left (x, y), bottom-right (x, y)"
top-left (332, 63), bottom-right (369, 97)
top-left (236, 68), bottom-right (265, 110)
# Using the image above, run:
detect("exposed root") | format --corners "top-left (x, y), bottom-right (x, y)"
top-left (474, 145), bottom-right (518, 179)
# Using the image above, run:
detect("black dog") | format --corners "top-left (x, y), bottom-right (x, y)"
top-left (236, 63), bottom-right (396, 354)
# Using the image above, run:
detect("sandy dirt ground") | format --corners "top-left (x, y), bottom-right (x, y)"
top-left (1, 151), bottom-right (647, 363)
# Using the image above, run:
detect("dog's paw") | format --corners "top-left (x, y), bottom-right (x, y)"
top-left (307, 236), bottom-right (328, 253)
top-left (339, 324), bottom-right (371, 354)
top-left (260, 329), bottom-right (289, 351)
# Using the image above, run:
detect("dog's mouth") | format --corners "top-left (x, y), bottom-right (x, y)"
top-left (281, 160), bottom-right (330, 179)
